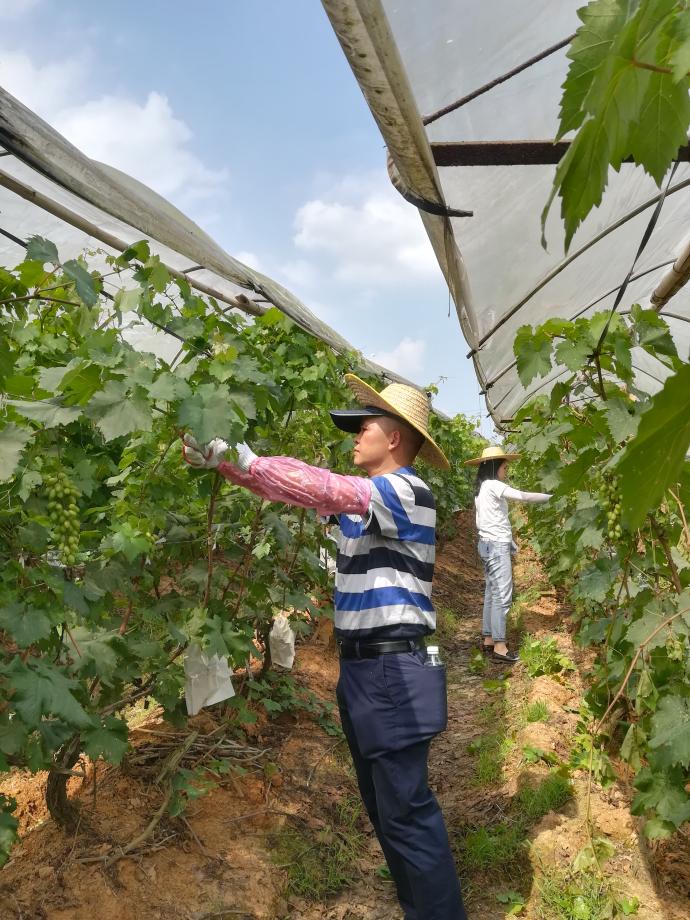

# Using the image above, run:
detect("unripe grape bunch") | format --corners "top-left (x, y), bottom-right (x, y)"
top-left (665, 633), bottom-right (685, 662)
top-left (601, 475), bottom-right (623, 542)
top-left (45, 470), bottom-right (80, 565)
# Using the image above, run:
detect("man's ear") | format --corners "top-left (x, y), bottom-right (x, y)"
top-left (389, 428), bottom-right (402, 450)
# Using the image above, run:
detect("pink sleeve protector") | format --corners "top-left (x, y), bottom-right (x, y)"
top-left (216, 456), bottom-right (371, 517)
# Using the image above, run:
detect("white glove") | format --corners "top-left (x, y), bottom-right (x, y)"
top-left (235, 441), bottom-right (258, 472)
top-left (182, 434), bottom-right (229, 469)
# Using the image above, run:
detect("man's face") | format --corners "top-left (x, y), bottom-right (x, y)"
top-left (352, 417), bottom-right (391, 470)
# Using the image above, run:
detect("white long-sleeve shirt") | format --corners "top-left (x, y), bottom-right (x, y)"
top-left (475, 479), bottom-right (551, 542)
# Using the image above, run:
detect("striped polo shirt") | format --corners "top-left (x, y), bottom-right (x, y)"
top-left (334, 466), bottom-right (436, 641)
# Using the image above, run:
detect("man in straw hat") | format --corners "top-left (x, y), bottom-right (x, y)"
top-left (465, 445), bottom-right (551, 662)
top-left (183, 374), bottom-right (467, 920)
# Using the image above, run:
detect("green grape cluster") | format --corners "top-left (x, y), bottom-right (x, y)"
top-left (601, 476), bottom-right (623, 542)
top-left (665, 633), bottom-right (685, 662)
top-left (45, 470), bottom-right (80, 565)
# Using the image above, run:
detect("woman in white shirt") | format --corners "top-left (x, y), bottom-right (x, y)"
top-left (465, 446), bottom-right (551, 663)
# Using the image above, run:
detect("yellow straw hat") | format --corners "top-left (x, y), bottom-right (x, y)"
top-left (330, 374), bottom-right (450, 471)
top-left (464, 445), bottom-right (520, 467)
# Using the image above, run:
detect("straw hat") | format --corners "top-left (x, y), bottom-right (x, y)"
top-left (464, 445), bottom-right (520, 467)
top-left (330, 373), bottom-right (449, 470)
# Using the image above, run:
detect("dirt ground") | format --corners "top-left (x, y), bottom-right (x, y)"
top-left (1, 511), bottom-right (690, 919)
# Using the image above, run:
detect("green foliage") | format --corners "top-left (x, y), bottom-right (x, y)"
top-left (0, 795), bottom-right (18, 868)
top-left (511, 307), bottom-right (690, 833)
top-left (545, 0), bottom-right (690, 249)
top-left (426, 409), bottom-right (486, 537)
top-left (468, 730), bottom-right (513, 787)
top-left (519, 636), bottom-right (576, 678)
top-left (272, 795), bottom-right (364, 901)
top-left (523, 700), bottom-right (550, 723)
top-left (0, 240), bottom-right (478, 863)
top-left (514, 773), bottom-right (572, 821)
top-left (461, 774), bottom-right (572, 875)
top-left (461, 821), bottom-right (526, 871)
top-left (496, 890), bottom-right (527, 916)
top-left (617, 362), bottom-right (690, 528)
top-left (537, 868), bottom-right (636, 920)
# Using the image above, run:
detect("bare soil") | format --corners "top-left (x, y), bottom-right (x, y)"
top-left (1, 512), bottom-right (689, 919)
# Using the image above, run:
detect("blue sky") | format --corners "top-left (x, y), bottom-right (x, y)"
top-left (0, 0), bottom-right (488, 425)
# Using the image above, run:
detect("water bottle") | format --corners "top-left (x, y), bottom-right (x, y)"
top-left (425, 645), bottom-right (443, 667)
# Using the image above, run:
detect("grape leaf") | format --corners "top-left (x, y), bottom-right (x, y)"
top-left (178, 383), bottom-right (244, 444)
top-left (25, 236), bottom-right (58, 264)
top-left (514, 326), bottom-right (553, 386)
top-left (17, 469), bottom-right (42, 502)
top-left (628, 62), bottom-right (690, 183)
top-left (631, 304), bottom-right (678, 358)
top-left (0, 423), bottom-right (33, 481)
top-left (617, 363), bottom-right (690, 528)
top-left (62, 259), bottom-right (98, 306)
top-left (103, 522), bottom-right (150, 564)
top-left (558, 0), bottom-right (632, 137)
top-left (572, 557), bottom-right (619, 603)
top-left (4, 658), bottom-right (92, 729)
top-left (0, 796), bottom-right (18, 868)
top-left (649, 694), bottom-right (690, 766)
top-left (82, 717), bottom-right (128, 764)
top-left (87, 381), bottom-right (153, 441)
top-left (147, 373), bottom-right (192, 402)
top-left (633, 765), bottom-right (690, 825)
top-left (605, 397), bottom-right (640, 443)
top-left (667, 14), bottom-right (690, 80)
top-left (0, 603), bottom-right (53, 648)
top-left (7, 398), bottom-right (82, 428)
top-left (554, 337), bottom-right (593, 372)
top-left (624, 600), bottom-right (669, 650)
top-left (69, 628), bottom-right (120, 684)
top-left (62, 582), bottom-right (90, 616)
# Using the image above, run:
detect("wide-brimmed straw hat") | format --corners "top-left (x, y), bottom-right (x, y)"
top-left (330, 373), bottom-right (449, 470)
top-left (464, 445), bottom-right (520, 467)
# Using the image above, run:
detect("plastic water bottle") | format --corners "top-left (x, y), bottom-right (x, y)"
top-left (425, 645), bottom-right (443, 667)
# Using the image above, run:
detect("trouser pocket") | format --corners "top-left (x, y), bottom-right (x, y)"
top-left (338, 653), bottom-right (448, 758)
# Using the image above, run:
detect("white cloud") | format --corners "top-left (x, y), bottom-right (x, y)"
top-left (0, 49), bottom-right (227, 216)
top-left (0, 0), bottom-right (41, 19)
top-left (56, 92), bottom-right (227, 207)
top-left (370, 337), bottom-right (427, 376)
top-left (293, 174), bottom-right (438, 285)
top-left (0, 50), bottom-right (86, 116)
top-left (277, 258), bottom-right (320, 291)
top-left (234, 250), bottom-right (263, 272)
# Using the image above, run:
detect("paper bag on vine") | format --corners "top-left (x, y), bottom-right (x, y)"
top-left (269, 614), bottom-right (296, 670)
top-left (184, 643), bottom-right (235, 716)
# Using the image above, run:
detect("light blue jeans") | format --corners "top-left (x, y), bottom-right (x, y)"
top-left (477, 540), bottom-right (514, 642)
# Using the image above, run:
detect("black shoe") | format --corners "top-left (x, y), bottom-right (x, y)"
top-left (492, 650), bottom-right (519, 663)
top-left (481, 643), bottom-right (494, 655)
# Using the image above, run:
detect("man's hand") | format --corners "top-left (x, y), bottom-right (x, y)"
top-left (235, 441), bottom-right (258, 472)
top-left (182, 434), bottom-right (229, 469)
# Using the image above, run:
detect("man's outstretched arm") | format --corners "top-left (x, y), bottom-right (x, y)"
top-left (183, 436), bottom-right (371, 517)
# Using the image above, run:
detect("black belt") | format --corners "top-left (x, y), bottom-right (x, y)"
top-left (337, 638), bottom-right (425, 659)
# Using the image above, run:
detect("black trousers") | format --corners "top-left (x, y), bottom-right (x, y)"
top-left (337, 651), bottom-right (467, 920)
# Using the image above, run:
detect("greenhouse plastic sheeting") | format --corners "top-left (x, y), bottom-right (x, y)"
top-left (0, 86), bottom-right (417, 391)
top-left (323, 0), bottom-right (690, 425)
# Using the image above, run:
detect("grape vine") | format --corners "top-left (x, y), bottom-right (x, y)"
top-left (0, 239), bottom-right (482, 863)
top-left (511, 308), bottom-right (690, 839)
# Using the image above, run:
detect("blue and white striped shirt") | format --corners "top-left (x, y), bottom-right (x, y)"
top-left (334, 466), bottom-right (436, 640)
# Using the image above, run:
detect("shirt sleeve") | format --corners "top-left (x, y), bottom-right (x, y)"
top-left (364, 474), bottom-right (435, 543)
top-left (502, 485), bottom-right (552, 503)
top-left (216, 456), bottom-right (372, 517)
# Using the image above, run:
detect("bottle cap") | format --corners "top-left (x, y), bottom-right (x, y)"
top-left (426, 645), bottom-right (439, 655)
